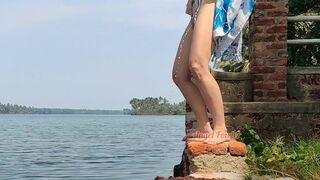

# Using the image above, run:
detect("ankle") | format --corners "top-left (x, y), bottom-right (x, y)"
top-left (213, 126), bottom-right (228, 132)
top-left (196, 124), bottom-right (213, 133)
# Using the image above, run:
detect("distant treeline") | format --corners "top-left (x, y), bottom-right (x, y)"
top-left (128, 96), bottom-right (186, 115)
top-left (0, 102), bottom-right (123, 114)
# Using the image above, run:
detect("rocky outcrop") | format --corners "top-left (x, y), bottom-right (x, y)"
top-left (156, 140), bottom-right (249, 180)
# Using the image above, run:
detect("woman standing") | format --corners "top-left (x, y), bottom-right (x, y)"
top-left (172, 0), bottom-right (230, 144)
top-left (172, 0), bottom-right (256, 144)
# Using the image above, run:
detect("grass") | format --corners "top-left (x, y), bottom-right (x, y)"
top-left (237, 124), bottom-right (320, 180)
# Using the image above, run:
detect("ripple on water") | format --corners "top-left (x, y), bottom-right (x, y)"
top-left (0, 115), bottom-right (185, 180)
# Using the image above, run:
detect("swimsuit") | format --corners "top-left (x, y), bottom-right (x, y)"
top-left (192, 0), bottom-right (256, 72)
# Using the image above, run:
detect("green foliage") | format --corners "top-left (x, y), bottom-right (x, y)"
top-left (288, 0), bottom-right (320, 66)
top-left (129, 96), bottom-right (185, 115)
top-left (241, 1), bottom-right (319, 67)
top-left (238, 124), bottom-right (267, 156)
top-left (0, 102), bottom-right (123, 114)
top-left (215, 60), bottom-right (250, 72)
top-left (239, 124), bottom-right (320, 179)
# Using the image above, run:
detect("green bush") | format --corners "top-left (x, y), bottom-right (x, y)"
top-left (287, 0), bottom-right (320, 67)
top-left (215, 60), bottom-right (250, 73)
top-left (238, 124), bottom-right (320, 179)
top-left (240, 1), bottom-right (319, 67)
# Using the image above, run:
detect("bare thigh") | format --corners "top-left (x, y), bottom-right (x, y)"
top-left (189, 0), bottom-right (216, 69)
top-left (172, 19), bottom-right (194, 81)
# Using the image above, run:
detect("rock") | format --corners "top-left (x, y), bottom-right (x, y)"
top-left (186, 141), bottom-right (229, 156)
top-left (228, 141), bottom-right (247, 156)
top-left (190, 172), bottom-right (246, 180)
top-left (188, 153), bottom-right (249, 175)
top-left (157, 140), bottom-right (250, 180)
top-left (185, 140), bottom-right (249, 178)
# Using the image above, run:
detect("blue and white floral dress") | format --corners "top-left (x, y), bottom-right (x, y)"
top-left (193, 0), bottom-right (256, 72)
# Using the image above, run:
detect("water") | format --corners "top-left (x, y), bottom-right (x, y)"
top-left (0, 114), bottom-right (186, 180)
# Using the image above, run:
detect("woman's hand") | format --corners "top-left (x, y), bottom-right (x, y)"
top-left (185, 0), bottom-right (194, 16)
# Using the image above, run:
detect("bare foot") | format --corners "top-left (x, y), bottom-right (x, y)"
top-left (182, 129), bottom-right (211, 141)
top-left (203, 129), bottom-right (231, 144)
top-left (182, 129), bottom-right (231, 144)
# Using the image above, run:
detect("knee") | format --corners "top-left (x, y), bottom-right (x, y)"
top-left (189, 58), bottom-right (209, 81)
top-left (172, 71), bottom-right (186, 86)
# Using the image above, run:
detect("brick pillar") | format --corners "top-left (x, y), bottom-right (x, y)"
top-left (249, 0), bottom-right (288, 102)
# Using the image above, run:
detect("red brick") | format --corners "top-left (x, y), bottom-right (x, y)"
top-left (267, 66), bottom-right (287, 80)
top-left (186, 141), bottom-right (228, 156)
top-left (254, 26), bottom-right (266, 33)
top-left (268, 71), bottom-right (286, 81)
top-left (278, 82), bottom-right (286, 89)
top-left (265, 58), bottom-right (287, 66)
top-left (254, 9), bottom-right (266, 18)
top-left (253, 42), bottom-right (267, 51)
top-left (253, 50), bottom-right (276, 59)
top-left (254, 82), bottom-right (275, 90)
top-left (251, 66), bottom-right (276, 73)
top-left (254, 91), bottom-right (264, 97)
top-left (266, 90), bottom-right (287, 97)
top-left (254, 34), bottom-right (276, 42)
top-left (254, 18), bottom-right (275, 26)
top-left (266, 26), bottom-right (288, 33)
top-left (253, 74), bottom-right (265, 81)
top-left (228, 141), bottom-right (247, 156)
top-left (251, 59), bottom-right (265, 66)
top-left (266, 42), bottom-right (287, 49)
top-left (255, 2), bottom-right (276, 9)
top-left (277, 34), bottom-right (287, 41)
top-left (267, 10), bottom-right (288, 17)
top-left (276, 18), bottom-right (288, 25)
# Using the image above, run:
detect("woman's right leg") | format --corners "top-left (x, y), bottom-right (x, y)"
top-left (172, 19), bottom-right (213, 134)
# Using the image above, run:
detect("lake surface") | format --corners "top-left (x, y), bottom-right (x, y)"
top-left (0, 114), bottom-right (186, 180)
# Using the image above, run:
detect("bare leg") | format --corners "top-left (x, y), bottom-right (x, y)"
top-left (188, 0), bottom-right (230, 143)
top-left (172, 19), bottom-right (213, 134)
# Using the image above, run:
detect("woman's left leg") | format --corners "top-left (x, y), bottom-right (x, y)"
top-left (188, 0), bottom-right (230, 143)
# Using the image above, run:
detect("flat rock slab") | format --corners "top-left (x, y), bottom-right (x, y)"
top-left (154, 175), bottom-right (224, 180)
top-left (190, 172), bottom-right (246, 180)
top-left (155, 174), bottom-right (295, 180)
top-left (185, 140), bottom-right (249, 175)
top-left (188, 153), bottom-right (249, 175)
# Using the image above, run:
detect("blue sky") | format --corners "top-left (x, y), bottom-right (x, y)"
top-left (0, 0), bottom-right (190, 110)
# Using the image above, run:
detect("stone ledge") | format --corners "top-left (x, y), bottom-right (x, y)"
top-left (288, 66), bottom-right (320, 74)
top-left (186, 141), bottom-right (247, 157)
top-left (154, 172), bottom-right (246, 180)
top-left (223, 102), bottom-right (320, 113)
top-left (211, 71), bottom-right (252, 80)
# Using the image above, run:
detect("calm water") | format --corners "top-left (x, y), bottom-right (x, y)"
top-left (0, 114), bottom-right (185, 180)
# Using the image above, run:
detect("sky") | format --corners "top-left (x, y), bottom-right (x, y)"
top-left (0, 0), bottom-right (191, 110)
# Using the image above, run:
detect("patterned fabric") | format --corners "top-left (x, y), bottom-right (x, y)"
top-left (193, 0), bottom-right (256, 72)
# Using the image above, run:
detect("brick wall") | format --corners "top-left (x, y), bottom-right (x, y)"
top-left (249, 0), bottom-right (289, 102)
